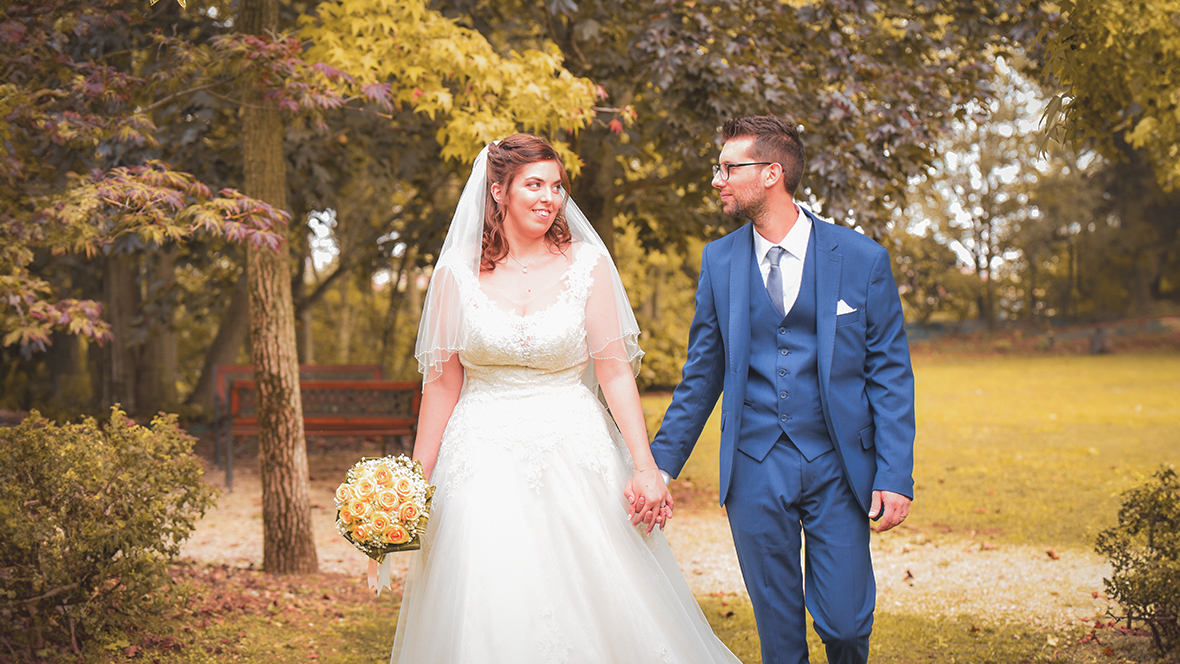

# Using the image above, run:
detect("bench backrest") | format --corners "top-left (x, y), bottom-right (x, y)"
top-left (228, 380), bottom-right (421, 423)
top-left (214, 364), bottom-right (384, 404)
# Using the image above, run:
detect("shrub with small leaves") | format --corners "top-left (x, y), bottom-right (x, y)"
top-left (0, 409), bottom-right (217, 656)
top-left (1096, 466), bottom-right (1180, 655)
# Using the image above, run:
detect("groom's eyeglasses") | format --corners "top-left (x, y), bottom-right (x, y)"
top-left (712, 162), bottom-right (775, 181)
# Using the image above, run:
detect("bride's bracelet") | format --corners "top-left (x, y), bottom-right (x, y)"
top-left (635, 468), bottom-right (660, 473)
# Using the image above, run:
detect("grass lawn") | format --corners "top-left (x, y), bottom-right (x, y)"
top-left (648, 353), bottom-right (1180, 548)
top-left (59, 353), bottom-right (1180, 664)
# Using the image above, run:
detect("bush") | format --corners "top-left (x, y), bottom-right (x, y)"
top-left (0, 409), bottom-right (217, 658)
top-left (1095, 466), bottom-right (1180, 655)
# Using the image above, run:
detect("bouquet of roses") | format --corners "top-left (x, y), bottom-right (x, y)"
top-left (335, 456), bottom-right (434, 591)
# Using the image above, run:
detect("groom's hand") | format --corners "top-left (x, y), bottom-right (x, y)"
top-left (869, 490), bottom-right (910, 532)
top-left (625, 474), bottom-right (673, 533)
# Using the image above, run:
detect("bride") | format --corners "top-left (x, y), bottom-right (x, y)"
top-left (394, 134), bottom-right (740, 663)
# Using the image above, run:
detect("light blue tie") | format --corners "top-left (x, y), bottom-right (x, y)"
top-left (766, 245), bottom-right (786, 318)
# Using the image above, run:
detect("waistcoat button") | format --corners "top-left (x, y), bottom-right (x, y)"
top-left (780, 348), bottom-right (789, 356)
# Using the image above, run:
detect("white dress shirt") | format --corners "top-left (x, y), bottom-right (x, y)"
top-left (752, 203), bottom-right (811, 317)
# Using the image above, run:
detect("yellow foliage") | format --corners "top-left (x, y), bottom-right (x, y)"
top-left (299, 0), bottom-right (599, 169)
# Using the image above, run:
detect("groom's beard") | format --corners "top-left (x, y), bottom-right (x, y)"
top-left (724, 193), bottom-right (768, 221)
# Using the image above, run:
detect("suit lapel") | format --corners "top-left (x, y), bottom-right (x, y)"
top-left (810, 211), bottom-right (841, 395)
top-left (728, 224), bottom-right (753, 376)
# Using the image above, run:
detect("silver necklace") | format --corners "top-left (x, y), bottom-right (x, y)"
top-left (506, 243), bottom-right (545, 273)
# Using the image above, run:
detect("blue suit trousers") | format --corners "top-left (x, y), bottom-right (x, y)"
top-left (725, 438), bottom-right (875, 664)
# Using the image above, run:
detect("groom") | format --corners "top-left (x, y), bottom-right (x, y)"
top-left (649, 116), bottom-right (915, 664)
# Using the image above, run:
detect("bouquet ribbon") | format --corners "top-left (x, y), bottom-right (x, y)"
top-left (368, 556), bottom-right (394, 595)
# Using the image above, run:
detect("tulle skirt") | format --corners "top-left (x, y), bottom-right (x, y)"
top-left (390, 382), bottom-right (740, 663)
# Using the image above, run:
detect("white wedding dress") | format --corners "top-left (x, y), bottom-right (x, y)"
top-left (391, 243), bottom-right (740, 663)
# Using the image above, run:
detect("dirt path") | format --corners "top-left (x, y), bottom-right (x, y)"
top-left (183, 456), bottom-right (1112, 631)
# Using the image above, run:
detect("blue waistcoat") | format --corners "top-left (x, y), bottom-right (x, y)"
top-left (736, 226), bottom-right (834, 462)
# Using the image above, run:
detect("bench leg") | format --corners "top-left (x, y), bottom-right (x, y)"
top-left (226, 430), bottom-right (234, 493)
top-left (213, 398), bottom-right (221, 469)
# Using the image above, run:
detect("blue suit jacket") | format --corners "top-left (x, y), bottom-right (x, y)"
top-left (649, 209), bottom-right (916, 511)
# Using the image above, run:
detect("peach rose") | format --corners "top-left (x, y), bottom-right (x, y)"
top-left (354, 477), bottom-right (377, 498)
top-left (398, 501), bottom-right (420, 523)
top-left (372, 465), bottom-right (395, 486)
top-left (351, 523), bottom-right (372, 542)
top-left (393, 478), bottom-right (413, 497)
top-left (335, 484), bottom-right (355, 504)
top-left (350, 499), bottom-right (373, 520)
top-left (386, 524), bottom-right (410, 545)
top-left (338, 505), bottom-right (354, 523)
top-left (370, 512), bottom-right (392, 534)
top-left (376, 490), bottom-right (401, 511)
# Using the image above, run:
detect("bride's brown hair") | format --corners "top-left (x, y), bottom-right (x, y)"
top-left (482, 134), bottom-right (573, 273)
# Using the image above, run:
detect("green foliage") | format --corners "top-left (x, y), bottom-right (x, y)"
top-left (1042, 0), bottom-right (1180, 191)
top-left (890, 229), bottom-right (980, 324)
top-left (1096, 466), bottom-right (1180, 655)
top-left (613, 220), bottom-right (703, 389)
top-left (0, 409), bottom-right (217, 653)
top-left (0, 2), bottom-right (288, 353)
top-left (447, 0), bottom-right (1054, 250)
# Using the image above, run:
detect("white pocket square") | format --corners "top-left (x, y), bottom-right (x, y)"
top-left (837, 299), bottom-right (857, 315)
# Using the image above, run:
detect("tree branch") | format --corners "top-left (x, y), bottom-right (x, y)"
top-left (141, 80), bottom-right (233, 113)
top-left (293, 221), bottom-right (399, 315)
top-left (2, 582), bottom-right (81, 607)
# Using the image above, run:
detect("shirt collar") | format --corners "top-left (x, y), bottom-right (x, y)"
top-left (753, 202), bottom-right (811, 264)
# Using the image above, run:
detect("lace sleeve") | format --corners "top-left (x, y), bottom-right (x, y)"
top-left (583, 247), bottom-right (644, 376)
top-left (414, 261), bottom-right (468, 384)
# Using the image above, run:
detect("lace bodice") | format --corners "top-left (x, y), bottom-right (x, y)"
top-left (431, 243), bottom-right (628, 495)
top-left (454, 243), bottom-right (601, 395)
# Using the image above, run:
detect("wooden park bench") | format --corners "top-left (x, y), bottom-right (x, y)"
top-left (223, 379), bottom-right (420, 491)
top-left (211, 364), bottom-right (384, 471)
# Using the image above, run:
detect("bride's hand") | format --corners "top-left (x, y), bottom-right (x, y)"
top-left (626, 470), bottom-right (673, 533)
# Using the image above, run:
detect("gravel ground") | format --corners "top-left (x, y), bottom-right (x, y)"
top-left (183, 458), bottom-right (1113, 631)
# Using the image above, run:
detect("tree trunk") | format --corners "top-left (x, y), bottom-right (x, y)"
top-left (1065, 235), bottom-right (1077, 319)
top-left (975, 224), bottom-right (995, 331)
top-left (335, 276), bottom-right (353, 364)
top-left (187, 274), bottom-right (251, 412)
top-left (572, 130), bottom-right (617, 257)
top-left (102, 252), bottom-right (139, 412)
top-left (45, 330), bottom-right (89, 413)
top-left (241, 0), bottom-right (317, 575)
top-left (293, 253), bottom-right (315, 364)
top-left (382, 247), bottom-right (414, 378)
top-left (298, 307), bottom-right (315, 364)
top-left (137, 249), bottom-right (178, 415)
top-left (1027, 250), bottom-right (1039, 322)
top-left (394, 263), bottom-right (424, 379)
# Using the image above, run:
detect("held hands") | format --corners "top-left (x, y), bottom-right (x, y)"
top-left (868, 489), bottom-right (910, 532)
top-left (623, 469), bottom-right (674, 534)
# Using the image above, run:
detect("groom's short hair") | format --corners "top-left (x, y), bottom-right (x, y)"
top-left (722, 116), bottom-right (805, 196)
